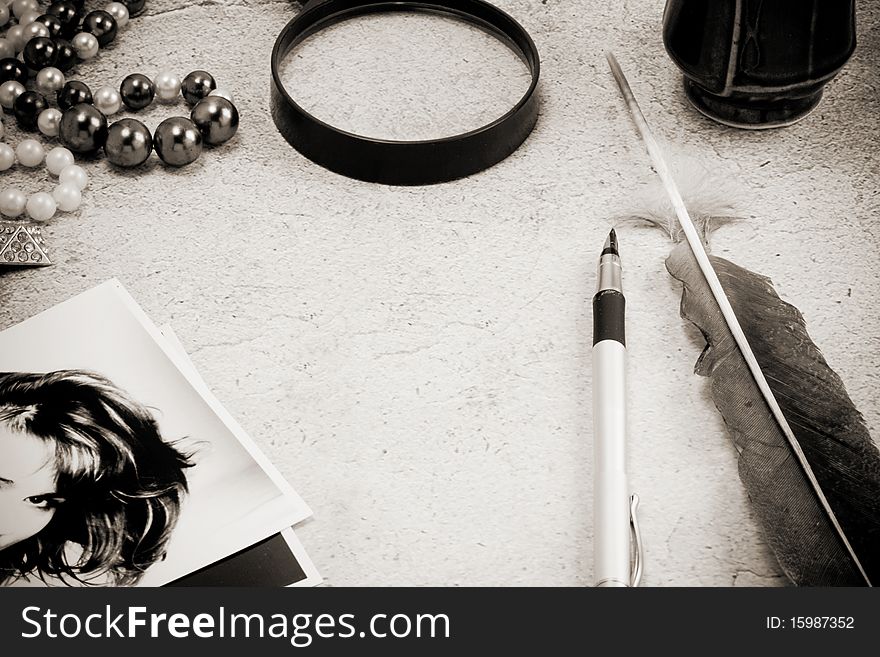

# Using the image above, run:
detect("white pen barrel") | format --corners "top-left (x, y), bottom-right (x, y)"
top-left (592, 338), bottom-right (630, 587)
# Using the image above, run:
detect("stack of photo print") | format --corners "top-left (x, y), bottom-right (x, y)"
top-left (0, 280), bottom-right (320, 587)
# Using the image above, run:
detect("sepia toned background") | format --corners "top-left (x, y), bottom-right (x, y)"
top-left (1, 0), bottom-right (877, 586)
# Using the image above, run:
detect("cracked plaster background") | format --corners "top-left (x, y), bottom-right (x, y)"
top-left (0, 0), bottom-right (878, 586)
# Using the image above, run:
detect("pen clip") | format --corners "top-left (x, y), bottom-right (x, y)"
top-left (629, 493), bottom-right (643, 587)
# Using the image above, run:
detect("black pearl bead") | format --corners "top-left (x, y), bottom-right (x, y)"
top-left (53, 39), bottom-right (78, 73)
top-left (119, 73), bottom-right (154, 110)
top-left (35, 14), bottom-right (65, 39)
top-left (14, 91), bottom-right (49, 132)
top-left (82, 10), bottom-right (118, 47)
top-left (154, 117), bottom-right (202, 166)
top-left (0, 58), bottom-right (28, 85)
top-left (47, 1), bottom-right (82, 40)
top-left (191, 96), bottom-right (239, 146)
top-left (181, 70), bottom-right (216, 106)
top-left (23, 38), bottom-right (59, 72)
top-left (122, 0), bottom-right (146, 17)
top-left (57, 80), bottom-right (92, 110)
top-left (59, 102), bottom-right (109, 153)
top-left (105, 118), bottom-right (153, 167)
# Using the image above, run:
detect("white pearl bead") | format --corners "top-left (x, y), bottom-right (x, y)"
top-left (37, 108), bottom-right (62, 137)
top-left (105, 2), bottom-right (129, 28)
top-left (209, 89), bottom-right (235, 104)
top-left (22, 21), bottom-right (48, 43)
top-left (0, 80), bottom-right (24, 109)
top-left (53, 182), bottom-right (81, 212)
top-left (93, 85), bottom-right (122, 115)
top-left (0, 39), bottom-right (14, 59)
top-left (26, 192), bottom-right (56, 222)
top-left (5, 25), bottom-right (24, 52)
top-left (0, 7), bottom-right (9, 29)
top-left (154, 71), bottom-right (181, 102)
top-left (72, 32), bottom-right (99, 60)
top-left (15, 138), bottom-right (44, 167)
top-left (46, 147), bottom-right (74, 176)
top-left (35, 66), bottom-right (65, 96)
top-left (20, 8), bottom-right (40, 25)
top-left (0, 143), bottom-right (14, 170)
top-left (12, 0), bottom-right (38, 20)
top-left (0, 187), bottom-right (27, 217)
top-left (59, 164), bottom-right (89, 190)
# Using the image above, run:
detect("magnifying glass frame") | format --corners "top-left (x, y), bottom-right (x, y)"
top-left (270, 0), bottom-right (541, 185)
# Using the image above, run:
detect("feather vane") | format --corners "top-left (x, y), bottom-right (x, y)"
top-left (606, 52), bottom-right (880, 585)
top-left (668, 244), bottom-right (880, 585)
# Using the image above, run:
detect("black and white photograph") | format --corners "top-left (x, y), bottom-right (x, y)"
top-left (0, 281), bottom-right (311, 586)
top-left (158, 323), bottom-right (322, 588)
top-left (169, 528), bottom-right (322, 587)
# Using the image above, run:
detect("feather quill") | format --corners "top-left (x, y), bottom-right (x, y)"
top-left (606, 53), bottom-right (880, 585)
top-left (668, 242), bottom-right (880, 585)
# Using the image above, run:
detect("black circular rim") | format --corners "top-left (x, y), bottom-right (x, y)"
top-left (270, 0), bottom-right (541, 185)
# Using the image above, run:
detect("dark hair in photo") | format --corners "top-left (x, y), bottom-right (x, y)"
top-left (0, 370), bottom-right (193, 586)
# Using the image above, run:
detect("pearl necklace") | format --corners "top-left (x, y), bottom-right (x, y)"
top-left (0, 0), bottom-right (134, 268)
top-left (0, 1), bottom-right (141, 63)
top-left (0, 0), bottom-right (141, 118)
top-left (0, 140), bottom-right (87, 221)
top-left (55, 70), bottom-right (239, 167)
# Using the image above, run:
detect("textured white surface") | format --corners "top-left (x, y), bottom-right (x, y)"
top-left (1, 0), bottom-right (878, 586)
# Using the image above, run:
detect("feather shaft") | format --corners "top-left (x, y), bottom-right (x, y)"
top-left (668, 244), bottom-right (880, 585)
top-left (605, 52), bottom-right (871, 585)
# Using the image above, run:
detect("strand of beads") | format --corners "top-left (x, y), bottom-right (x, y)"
top-left (0, 0), bottom-right (144, 130)
top-left (0, 1), bottom-right (143, 59)
top-left (0, 138), bottom-right (87, 220)
top-left (55, 70), bottom-right (239, 167)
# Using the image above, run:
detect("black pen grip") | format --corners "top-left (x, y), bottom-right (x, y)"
top-left (593, 290), bottom-right (626, 346)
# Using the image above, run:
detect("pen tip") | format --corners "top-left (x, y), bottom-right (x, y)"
top-left (602, 229), bottom-right (619, 256)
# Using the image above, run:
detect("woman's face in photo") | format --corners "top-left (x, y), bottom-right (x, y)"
top-left (0, 424), bottom-right (62, 551)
